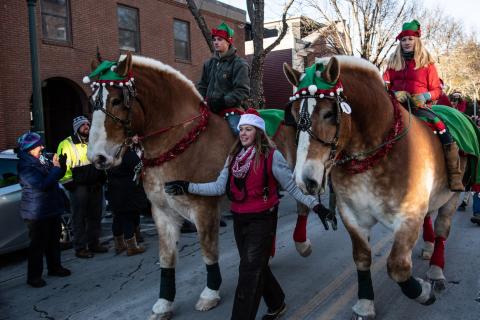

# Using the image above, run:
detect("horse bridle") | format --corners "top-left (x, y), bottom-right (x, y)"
top-left (90, 83), bottom-right (138, 157)
top-left (295, 94), bottom-right (345, 163)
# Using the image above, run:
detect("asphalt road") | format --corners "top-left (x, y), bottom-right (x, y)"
top-left (1, 193), bottom-right (480, 320)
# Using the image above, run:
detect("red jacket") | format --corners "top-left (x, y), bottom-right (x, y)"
top-left (229, 151), bottom-right (279, 214)
top-left (383, 60), bottom-right (442, 101)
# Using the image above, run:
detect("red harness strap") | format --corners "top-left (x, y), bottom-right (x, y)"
top-left (141, 103), bottom-right (209, 167)
top-left (338, 94), bottom-right (404, 174)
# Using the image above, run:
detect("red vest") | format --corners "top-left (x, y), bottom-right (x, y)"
top-left (383, 61), bottom-right (441, 101)
top-left (229, 150), bottom-right (279, 214)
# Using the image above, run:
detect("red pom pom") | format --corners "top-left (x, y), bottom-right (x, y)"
top-left (244, 108), bottom-right (260, 116)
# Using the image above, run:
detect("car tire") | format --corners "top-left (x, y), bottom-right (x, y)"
top-left (60, 212), bottom-right (73, 250)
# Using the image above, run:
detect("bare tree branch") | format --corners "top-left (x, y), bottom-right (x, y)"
top-left (185, 0), bottom-right (214, 53)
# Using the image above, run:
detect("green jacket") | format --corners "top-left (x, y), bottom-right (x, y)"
top-left (197, 46), bottom-right (250, 110)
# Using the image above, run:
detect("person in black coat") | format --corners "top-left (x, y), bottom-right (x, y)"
top-left (106, 137), bottom-right (148, 256)
top-left (17, 132), bottom-right (71, 288)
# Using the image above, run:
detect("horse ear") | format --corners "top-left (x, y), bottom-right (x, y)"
top-left (117, 52), bottom-right (133, 77)
top-left (90, 59), bottom-right (99, 71)
top-left (322, 57), bottom-right (340, 84)
top-left (283, 62), bottom-right (301, 87)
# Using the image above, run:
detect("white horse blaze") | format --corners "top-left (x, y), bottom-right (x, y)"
top-left (87, 87), bottom-right (119, 167)
top-left (294, 98), bottom-right (326, 191)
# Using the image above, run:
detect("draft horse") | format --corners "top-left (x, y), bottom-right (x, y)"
top-left (283, 56), bottom-right (466, 319)
top-left (86, 53), bottom-right (310, 319)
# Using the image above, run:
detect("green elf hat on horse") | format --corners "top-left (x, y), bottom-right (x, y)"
top-left (82, 60), bottom-right (134, 89)
top-left (211, 22), bottom-right (234, 44)
top-left (396, 19), bottom-right (421, 40)
top-left (289, 61), bottom-right (351, 114)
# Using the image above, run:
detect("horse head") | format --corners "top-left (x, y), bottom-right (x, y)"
top-left (284, 56), bottom-right (391, 195)
top-left (86, 52), bottom-right (203, 170)
top-left (87, 52), bottom-right (140, 169)
top-left (283, 57), bottom-right (352, 194)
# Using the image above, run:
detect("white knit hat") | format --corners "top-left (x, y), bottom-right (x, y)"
top-left (237, 108), bottom-right (265, 133)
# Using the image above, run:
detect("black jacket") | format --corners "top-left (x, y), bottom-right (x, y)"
top-left (197, 46), bottom-right (250, 111)
top-left (106, 147), bottom-right (148, 213)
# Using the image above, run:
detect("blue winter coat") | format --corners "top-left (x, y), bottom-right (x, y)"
top-left (17, 151), bottom-right (65, 220)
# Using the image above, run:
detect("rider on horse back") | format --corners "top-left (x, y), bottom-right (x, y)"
top-left (383, 19), bottom-right (464, 191)
top-left (197, 22), bottom-right (250, 134)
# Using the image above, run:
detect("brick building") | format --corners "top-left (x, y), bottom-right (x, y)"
top-left (0, 0), bottom-right (245, 151)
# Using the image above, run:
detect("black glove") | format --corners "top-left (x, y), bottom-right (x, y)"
top-left (58, 153), bottom-right (67, 171)
top-left (208, 96), bottom-right (226, 113)
top-left (164, 180), bottom-right (190, 195)
top-left (313, 204), bottom-right (338, 231)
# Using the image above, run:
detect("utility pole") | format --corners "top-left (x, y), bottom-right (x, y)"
top-left (26, 0), bottom-right (45, 140)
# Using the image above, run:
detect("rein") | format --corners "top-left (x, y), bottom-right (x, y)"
top-left (141, 102), bottom-right (209, 168)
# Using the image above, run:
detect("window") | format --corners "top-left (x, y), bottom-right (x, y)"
top-left (117, 5), bottom-right (140, 52)
top-left (40, 0), bottom-right (71, 43)
top-left (174, 19), bottom-right (191, 61)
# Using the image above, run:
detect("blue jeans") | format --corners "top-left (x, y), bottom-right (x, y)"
top-left (226, 114), bottom-right (240, 136)
top-left (473, 192), bottom-right (480, 215)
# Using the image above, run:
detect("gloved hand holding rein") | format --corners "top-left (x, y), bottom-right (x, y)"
top-left (164, 180), bottom-right (190, 195)
top-left (313, 203), bottom-right (337, 231)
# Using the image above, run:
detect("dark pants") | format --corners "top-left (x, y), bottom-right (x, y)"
top-left (69, 184), bottom-right (103, 250)
top-left (24, 216), bottom-right (62, 280)
top-left (112, 211), bottom-right (139, 239)
top-left (413, 108), bottom-right (453, 144)
top-left (231, 206), bottom-right (285, 320)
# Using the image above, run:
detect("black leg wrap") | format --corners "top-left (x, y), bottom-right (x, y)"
top-left (206, 263), bottom-right (222, 290)
top-left (357, 270), bottom-right (374, 300)
top-left (160, 268), bottom-right (176, 301)
top-left (398, 276), bottom-right (422, 299)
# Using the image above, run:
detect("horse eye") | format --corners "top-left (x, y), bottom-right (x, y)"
top-left (111, 98), bottom-right (122, 106)
top-left (323, 111), bottom-right (334, 119)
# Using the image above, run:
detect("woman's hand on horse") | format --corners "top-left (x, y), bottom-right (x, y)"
top-left (411, 93), bottom-right (429, 108)
top-left (313, 204), bottom-right (338, 231)
top-left (394, 91), bottom-right (410, 103)
top-left (164, 180), bottom-right (190, 195)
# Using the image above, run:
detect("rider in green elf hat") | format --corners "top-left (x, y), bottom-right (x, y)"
top-left (197, 21), bottom-right (250, 134)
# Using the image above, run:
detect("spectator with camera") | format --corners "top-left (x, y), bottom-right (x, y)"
top-left (17, 132), bottom-right (71, 288)
top-left (57, 116), bottom-right (107, 258)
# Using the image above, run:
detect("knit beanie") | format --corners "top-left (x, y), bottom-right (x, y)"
top-left (73, 116), bottom-right (90, 133)
top-left (17, 132), bottom-right (44, 152)
top-left (237, 108), bottom-right (266, 133)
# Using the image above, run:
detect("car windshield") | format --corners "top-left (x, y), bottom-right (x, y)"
top-left (0, 158), bottom-right (19, 187)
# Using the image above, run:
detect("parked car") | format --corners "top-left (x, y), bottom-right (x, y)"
top-left (0, 149), bottom-right (73, 255)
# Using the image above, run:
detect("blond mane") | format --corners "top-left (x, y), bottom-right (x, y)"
top-left (120, 54), bottom-right (203, 101)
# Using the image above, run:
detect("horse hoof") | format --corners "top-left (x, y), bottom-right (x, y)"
top-left (351, 311), bottom-right (375, 320)
top-left (431, 279), bottom-right (447, 292)
top-left (149, 312), bottom-right (172, 320)
top-left (295, 239), bottom-right (312, 257)
top-left (421, 250), bottom-right (432, 260)
top-left (195, 287), bottom-right (221, 311)
top-left (421, 293), bottom-right (436, 306)
top-left (151, 299), bottom-right (173, 320)
top-left (420, 242), bottom-right (434, 260)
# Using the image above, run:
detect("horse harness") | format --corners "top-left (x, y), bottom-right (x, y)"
top-left (292, 87), bottom-right (411, 174)
top-left (90, 82), bottom-right (138, 158)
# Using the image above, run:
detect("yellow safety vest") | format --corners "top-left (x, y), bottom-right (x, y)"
top-left (57, 136), bottom-right (90, 183)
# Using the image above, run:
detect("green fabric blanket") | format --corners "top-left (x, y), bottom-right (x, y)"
top-left (432, 105), bottom-right (480, 188)
top-left (258, 109), bottom-right (285, 137)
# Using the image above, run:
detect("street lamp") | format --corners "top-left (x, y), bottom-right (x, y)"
top-left (26, 0), bottom-right (45, 140)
